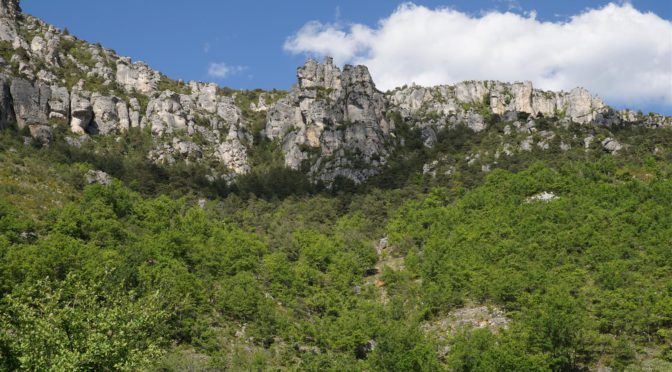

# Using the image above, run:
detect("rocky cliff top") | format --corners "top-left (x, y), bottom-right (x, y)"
top-left (0, 0), bottom-right (20, 18)
top-left (0, 3), bottom-right (668, 184)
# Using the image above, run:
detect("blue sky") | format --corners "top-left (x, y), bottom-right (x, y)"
top-left (22, 1), bottom-right (672, 114)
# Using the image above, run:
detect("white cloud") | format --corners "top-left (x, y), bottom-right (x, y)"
top-left (207, 62), bottom-right (247, 79)
top-left (284, 3), bottom-right (672, 110)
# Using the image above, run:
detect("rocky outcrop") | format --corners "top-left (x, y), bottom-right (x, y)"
top-left (148, 138), bottom-right (203, 165)
top-left (390, 81), bottom-right (611, 126)
top-left (142, 85), bottom-right (253, 175)
top-left (116, 57), bottom-right (160, 95)
top-left (0, 0), bottom-right (20, 19)
top-left (602, 138), bottom-right (623, 154)
top-left (90, 94), bottom-right (129, 134)
top-left (0, 0), bottom-right (669, 184)
top-left (265, 57), bottom-right (392, 183)
top-left (9, 78), bottom-right (50, 129)
top-left (70, 85), bottom-right (93, 134)
top-left (0, 0), bottom-right (20, 42)
top-left (145, 91), bottom-right (190, 135)
top-left (85, 169), bottom-right (112, 186)
top-left (47, 86), bottom-right (69, 124)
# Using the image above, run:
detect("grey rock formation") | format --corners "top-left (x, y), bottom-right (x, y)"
top-left (148, 138), bottom-right (203, 165)
top-left (265, 57), bottom-right (391, 183)
top-left (602, 138), bottom-right (622, 154)
top-left (189, 81), bottom-right (218, 114)
top-left (128, 97), bottom-right (141, 128)
top-left (145, 91), bottom-right (190, 135)
top-left (390, 80), bottom-right (610, 126)
top-left (91, 94), bottom-right (129, 134)
top-left (0, 0), bottom-right (20, 18)
top-left (28, 124), bottom-right (52, 144)
top-left (0, 0), bottom-right (668, 186)
top-left (0, 0), bottom-right (20, 42)
top-left (116, 57), bottom-right (160, 94)
top-left (47, 86), bottom-right (69, 124)
top-left (85, 169), bottom-right (112, 186)
top-left (10, 79), bottom-right (50, 129)
top-left (215, 139), bottom-right (250, 174)
top-left (70, 85), bottom-right (93, 134)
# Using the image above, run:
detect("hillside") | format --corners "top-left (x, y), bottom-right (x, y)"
top-left (1, 0), bottom-right (672, 370)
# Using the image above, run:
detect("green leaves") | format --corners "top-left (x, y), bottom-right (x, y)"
top-left (0, 273), bottom-right (168, 371)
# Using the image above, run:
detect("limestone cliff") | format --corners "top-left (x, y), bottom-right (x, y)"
top-left (266, 57), bottom-right (392, 183)
top-left (0, 0), bottom-right (669, 184)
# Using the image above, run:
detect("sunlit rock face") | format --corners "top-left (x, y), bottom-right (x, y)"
top-left (266, 57), bottom-right (392, 183)
top-left (0, 0), bottom-right (669, 183)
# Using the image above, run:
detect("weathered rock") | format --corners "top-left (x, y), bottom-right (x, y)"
top-left (85, 169), bottom-right (112, 186)
top-left (265, 57), bottom-right (391, 183)
top-left (390, 79), bottom-right (612, 126)
top-left (298, 57), bottom-right (341, 91)
top-left (10, 78), bottom-right (50, 129)
top-left (28, 124), bottom-right (52, 144)
top-left (422, 305), bottom-right (510, 338)
top-left (189, 81), bottom-right (218, 114)
top-left (215, 139), bottom-right (250, 175)
top-left (216, 96), bottom-right (242, 128)
top-left (148, 138), bottom-right (202, 165)
top-left (0, 0), bottom-right (20, 42)
top-left (145, 91), bottom-right (190, 135)
top-left (115, 57), bottom-right (160, 94)
top-left (47, 86), bottom-right (69, 124)
top-left (602, 137), bottom-right (622, 154)
top-left (128, 97), bottom-right (141, 128)
top-left (70, 86), bottom-right (93, 134)
top-left (90, 94), bottom-right (129, 134)
top-left (0, 0), bottom-right (20, 18)
top-left (526, 191), bottom-right (558, 203)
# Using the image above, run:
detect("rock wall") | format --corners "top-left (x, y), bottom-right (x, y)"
top-left (0, 1), bottom-right (669, 183)
top-left (266, 57), bottom-right (392, 183)
top-left (389, 81), bottom-right (610, 125)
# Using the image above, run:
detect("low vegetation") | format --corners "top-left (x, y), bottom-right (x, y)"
top-left (0, 115), bottom-right (671, 370)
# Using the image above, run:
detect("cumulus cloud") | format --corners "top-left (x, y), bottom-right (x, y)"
top-left (207, 62), bottom-right (247, 79)
top-left (284, 3), bottom-right (672, 110)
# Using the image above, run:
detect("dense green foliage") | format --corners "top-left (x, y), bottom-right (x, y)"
top-left (1, 120), bottom-right (671, 370)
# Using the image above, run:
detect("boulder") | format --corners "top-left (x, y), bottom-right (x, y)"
top-left (602, 138), bottom-right (622, 154)
top-left (28, 124), bottom-right (52, 144)
top-left (85, 170), bottom-right (112, 186)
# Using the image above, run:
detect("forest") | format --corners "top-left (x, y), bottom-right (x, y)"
top-left (0, 121), bottom-right (671, 371)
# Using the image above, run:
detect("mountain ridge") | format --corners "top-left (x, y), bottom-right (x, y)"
top-left (0, 0), bottom-right (669, 184)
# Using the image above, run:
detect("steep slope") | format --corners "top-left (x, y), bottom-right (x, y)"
top-left (0, 0), bottom-right (258, 180)
top-left (2, 2), bottom-right (672, 371)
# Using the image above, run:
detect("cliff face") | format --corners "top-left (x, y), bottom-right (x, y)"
top-left (266, 57), bottom-right (392, 183)
top-left (0, 1), bottom-right (669, 183)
